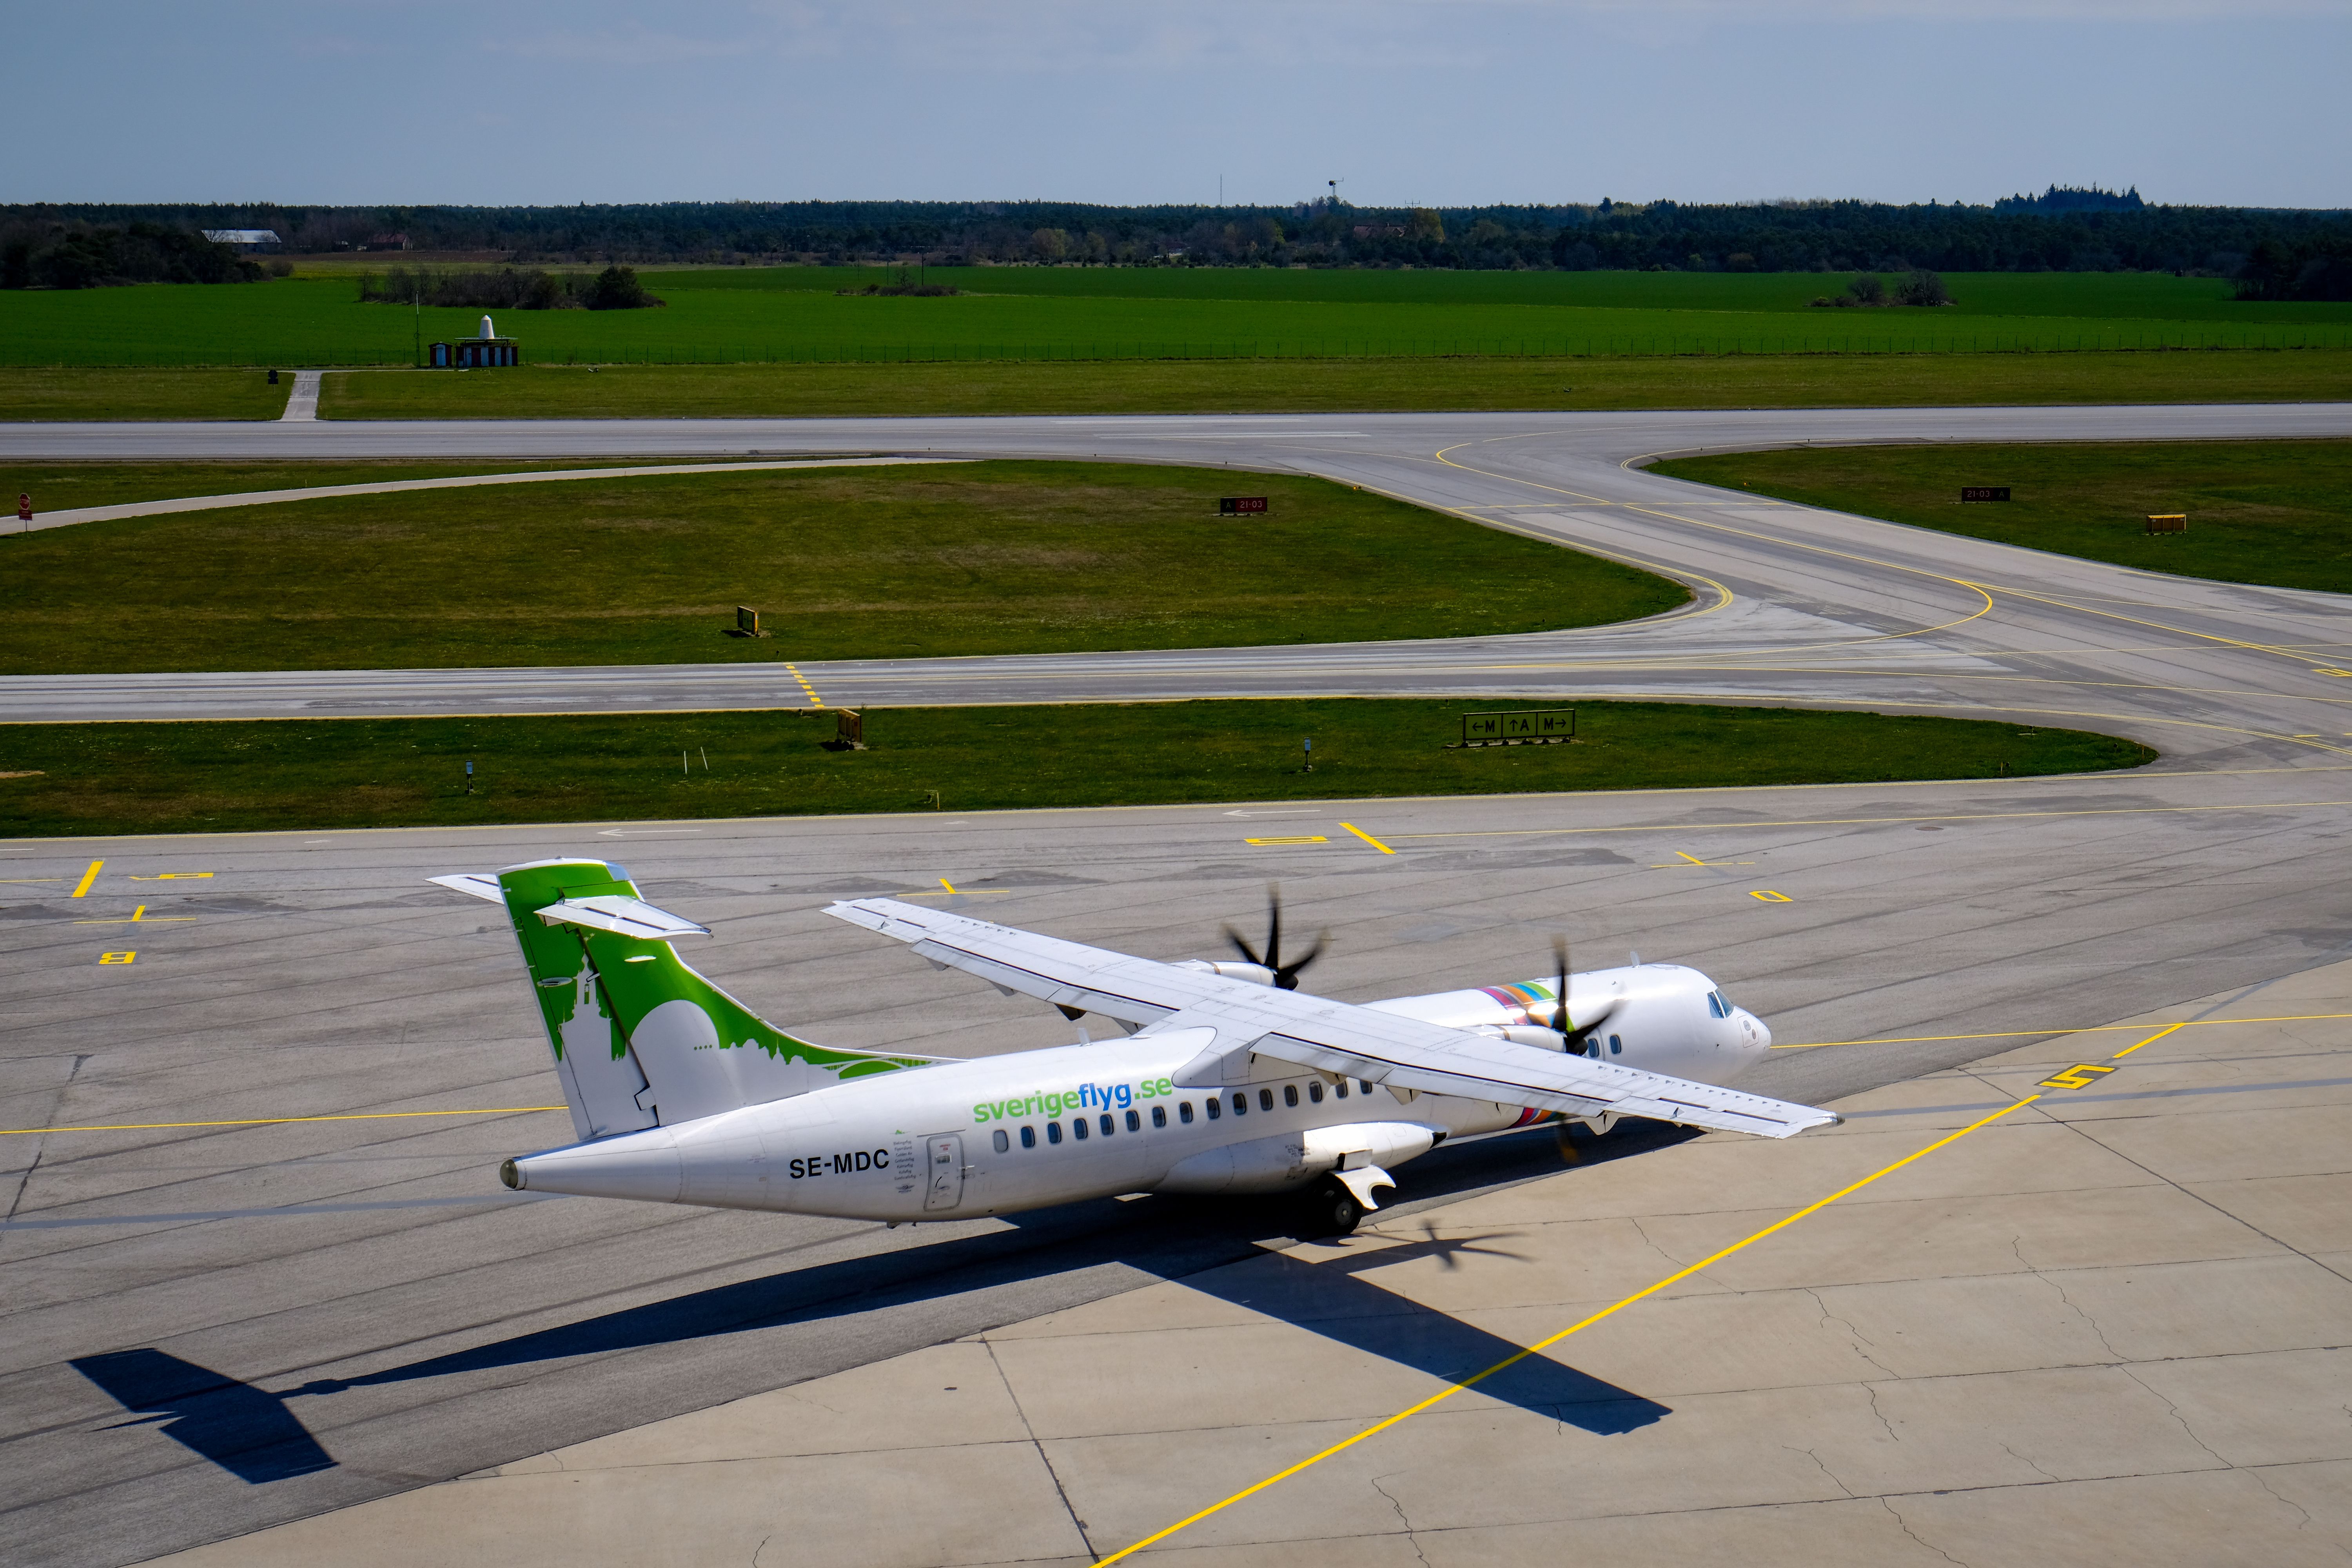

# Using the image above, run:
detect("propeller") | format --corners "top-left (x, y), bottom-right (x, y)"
top-left (1546, 935), bottom-right (1622, 1053)
top-left (1225, 885), bottom-right (1327, 991)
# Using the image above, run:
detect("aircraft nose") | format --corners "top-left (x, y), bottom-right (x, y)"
top-left (1741, 1009), bottom-right (1772, 1051)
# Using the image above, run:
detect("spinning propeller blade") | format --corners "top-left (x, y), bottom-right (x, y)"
top-left (1224, 886), bottom-right (1327, 991)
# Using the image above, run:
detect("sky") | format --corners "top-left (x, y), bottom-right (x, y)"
top-left (11, 1), bottom-right (2349, 210)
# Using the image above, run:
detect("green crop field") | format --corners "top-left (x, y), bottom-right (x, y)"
top-left (5, 270), bottom-right (2347, 368)
top-left (648, 264), bottom-right (2352, 323)
top-left (0, 699), bottom-right (2151, 838)
top-left (0, 460), bottom-right (1685, 676)
top-left (1651, 439), bottom-right (2352, 595)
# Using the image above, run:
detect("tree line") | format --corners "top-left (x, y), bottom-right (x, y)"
top-left (4, 194), bottom-right (2348, 296)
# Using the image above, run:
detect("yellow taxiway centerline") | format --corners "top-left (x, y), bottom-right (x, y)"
top-left (1097, 1093), bottom-right (2046, 1565)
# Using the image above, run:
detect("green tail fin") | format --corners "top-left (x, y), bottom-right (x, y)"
top-left (475, 859), bottom-right (938, 1140)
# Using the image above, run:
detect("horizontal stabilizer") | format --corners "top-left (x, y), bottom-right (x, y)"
top-left (428, 872), bottom-right (507, 904)
top-left (537, 893), bottom-right (712, 941)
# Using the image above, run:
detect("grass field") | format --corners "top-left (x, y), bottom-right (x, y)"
top-left (0, 699), bottom-right (2152, 838)
top-left (1652, 439), bottom-right (2352, 595)
top-left (0, 460), bottom-right (1684, 675)
top-left (6, 271), bottom-right (2348, 368)
top-left (647, 265), bottom-right (2352, 323)
top-left (0, 457), bottom-right (734, 514)
top-left (319, 348), bottom-right (2352, 421)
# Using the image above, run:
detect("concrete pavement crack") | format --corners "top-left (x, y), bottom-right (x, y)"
top-left (1863, 1382), bottom-right (1902, 1446)
top-left (1880, 1497), bottom-right (1971, 1567)
top-left (1785, 1444), bottom-right (1856, 1499)
top-left (1997, 1441), bottom-right (2060, 1483)
top-left (1368, 1473), bottom-right (1430, 1567)
top-left (1804, 1285), bottom-right (1899, 1378)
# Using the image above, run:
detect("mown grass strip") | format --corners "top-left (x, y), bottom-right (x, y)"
top-left (0, 701), bottom-right (2152, 839)
top-left (0, 461), bottom-right (1684, 677)
top-left (1652, 438), bottom-right (2352, 595)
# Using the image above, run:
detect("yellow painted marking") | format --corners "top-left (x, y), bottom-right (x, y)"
top-left (2037, 1063), bottom-right (2119, 1090)
top-left (1778, 1011), bottom-right (2352, 1049)
top-left (1095, 1094), bottom-right (2045, 1566)
top-left (2109, 1020), bottom-right (2188, 1060)
top-left (1749, 890), bottom-right (1793, 903)
top-left (1246, 836), bottom-right (1329, 846)
top-left (130, 872), bottom-right (212, 881)
top-left (0, 878), bottom-right (61, 884)
top-left (0, 1105), bottom-right (569, 1137)
top-left (98, 951), bottom-right (135, 965)
top-left (1651, 851), bottom-right (1754, 868)
top-left (939, 878), bottom-right (958, 893)
top-left (1339, 822), bottom-right (1395, 855)
top-left (2312, 668), bottom-right (2352, 677)
top-left (70, 860), bottom-right (102, 897)
top-left (784, 663), bottom-right (825, 708)
top-left (72, 905), bottom-right (196, 926)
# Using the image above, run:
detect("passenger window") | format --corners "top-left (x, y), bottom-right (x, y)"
top-left (1308, 1081), bottom-right (1324, 1103)
top-left (1232, 1093), bottom-right (1248, 1116)
top-left (1205, 1098), bottom-right (1220, 1120)
top-left (1283, 1084), bottom-right (1299, 1108)
top-left (1100, 1113), bottom-right (1115, 1137)
top-left (1151, 1105), bottom-right (1166, 1128)
top-left (1046, 1122), bottom-right (1062, 1145)
top-left (1073, 1117), bottom-right (1089, 1140)
top-left (1587, 1039), bottom-right (1601, 1059)
top-left (1021, 1125), bottom-right (1037, 1148)
top-left (1335, 1082), bottom-right (1348, 1099)
top-left (1181, 1100), bottom-right (1197, 1123)
top-left (1126, 1109), bottom-right (1141, 1132)
top-left (1610, 1034), bottom-right (1622, 1055)
top-left (992, 1129), bottom-right (1009, 1153)
top-left (1259, 1089), bottom-right (1275, 1111)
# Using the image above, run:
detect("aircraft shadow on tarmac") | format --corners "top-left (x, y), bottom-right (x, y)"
top-left (68, 1350), bottom-right (335, 1486)
top-left (72, 1122), bottom-right (1684, 1482)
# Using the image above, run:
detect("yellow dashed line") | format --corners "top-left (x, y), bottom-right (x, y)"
top-left (1096, 1094), bottom-right (2045, 1564)
top-left (785, 663), bottom-right (825, 708)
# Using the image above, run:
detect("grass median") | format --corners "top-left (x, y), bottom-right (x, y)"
top-left (0, 460), bottom-right (1685, 675)
top-left (1651, 438), bottom-right (2352, 595)
top-left (6, 349), bottom-right (2351, 423)
top-left (0, 699), bottom-right (2152, 838)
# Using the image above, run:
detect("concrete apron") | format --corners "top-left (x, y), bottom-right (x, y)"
top-left (137, 963), bottom-right (2352, 1568)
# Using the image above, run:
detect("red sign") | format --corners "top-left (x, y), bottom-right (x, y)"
top-left (1219, 496), bottom-right (1269, 515)
top-left (16, 494), bottom-right (28, 522)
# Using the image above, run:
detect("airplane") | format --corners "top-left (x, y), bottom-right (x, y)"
top-left (436, 858), bottom-right (1837, 1238)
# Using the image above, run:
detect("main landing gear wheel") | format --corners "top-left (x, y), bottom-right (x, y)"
top-left (1308, 1176), bottom-right (1363, 1237)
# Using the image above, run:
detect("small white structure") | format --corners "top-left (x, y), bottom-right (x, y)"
top-left (479, 314), bottom-right (497, 339)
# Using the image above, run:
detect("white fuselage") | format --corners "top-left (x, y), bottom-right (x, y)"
top-left (507, 964), bottom-right (1771, 1221)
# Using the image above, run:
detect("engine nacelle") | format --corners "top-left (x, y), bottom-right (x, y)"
top-left (1174, 959), bottom-right (1277, 987)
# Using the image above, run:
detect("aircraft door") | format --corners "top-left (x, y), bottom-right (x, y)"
top-left (922, 1133), bottom-right (965, 1212)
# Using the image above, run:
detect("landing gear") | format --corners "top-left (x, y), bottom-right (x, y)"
top-left (1305, 1176), bottom-right (1363, 1237)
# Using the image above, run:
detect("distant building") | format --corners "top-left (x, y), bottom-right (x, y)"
top-left (201, 229), bottom-right (283, 252)
top-left (363, 233), bottom-right (411, 251)
top-left (430, 314), bottom-right (521, 368)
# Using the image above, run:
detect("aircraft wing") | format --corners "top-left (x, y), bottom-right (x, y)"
top-left (824, 898), bottom-right (1837, 1140)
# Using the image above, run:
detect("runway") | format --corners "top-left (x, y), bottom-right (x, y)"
top-left (5, 401), bottom-right (2352, 1565)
